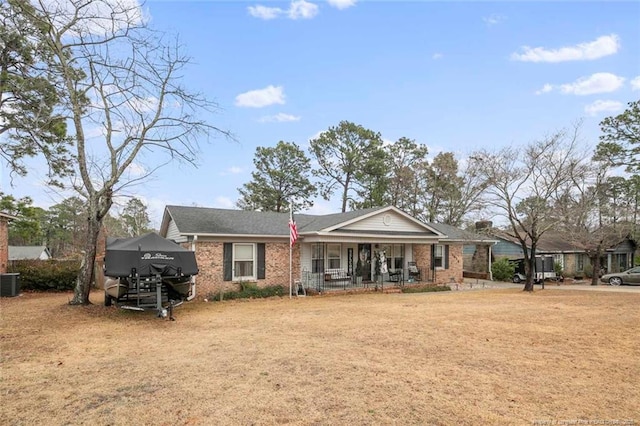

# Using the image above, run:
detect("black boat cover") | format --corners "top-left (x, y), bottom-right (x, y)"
top-left (104, 232), bottom-right (199, 278)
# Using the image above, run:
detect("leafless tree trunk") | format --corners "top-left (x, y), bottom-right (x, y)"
top-left (20, 0), bottom-right (230, 304)
top-left (471, 125), bottom-right (588, 291)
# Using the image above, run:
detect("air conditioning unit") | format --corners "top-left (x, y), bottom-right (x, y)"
top-left (0, 273), bottom-right (20, 297)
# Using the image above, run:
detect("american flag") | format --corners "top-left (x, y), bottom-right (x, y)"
top-left (289, 212), bottom-right (298, 247)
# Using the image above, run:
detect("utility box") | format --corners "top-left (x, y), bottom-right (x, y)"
top-left (0, 273), bottom-right (20, 297)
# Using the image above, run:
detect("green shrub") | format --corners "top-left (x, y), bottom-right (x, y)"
top-left (207, 283), bottom-right (285, 301)
top-left (491, 258), bottom-right (515, 282)
top-left (554, 261), bottom-right (564, 277)
top-left (8, 260), bottom-right (80, 291)
top-left (401, 285), bottom-right (451, 293)
top-left (583, 264), bottom-right (593, 278)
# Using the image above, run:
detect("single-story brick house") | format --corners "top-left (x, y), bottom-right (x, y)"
top-left (159, 205), bottom-right (490, 299)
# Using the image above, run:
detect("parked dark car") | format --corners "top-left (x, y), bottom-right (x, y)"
top-left (600, 267), bottom-right (640, 286)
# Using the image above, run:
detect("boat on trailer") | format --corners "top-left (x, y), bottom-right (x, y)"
top-left (103, 232), bottom-right (199, 318)
top-left (104, 277), bottom-right (128, 299)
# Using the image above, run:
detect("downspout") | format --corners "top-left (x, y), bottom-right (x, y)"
top-left (187, 234), bottom-right (198, 301)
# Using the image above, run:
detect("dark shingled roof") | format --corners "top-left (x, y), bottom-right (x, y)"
top-left (166, 206), bottom-right (289, 235)
top-left (426, 223), bottom-right (499, 243)
top-left (536, 234), bottom-right (585, 252)
top-left (165, 206), bottom-right (388, 236)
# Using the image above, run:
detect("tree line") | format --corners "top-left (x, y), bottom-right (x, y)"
top-left (1, 194), bottom-right (154, 258)
top-left (237, 124), bottom-right (487, 227)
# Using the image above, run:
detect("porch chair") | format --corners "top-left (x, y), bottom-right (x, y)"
top-left (407, 261), bottom-right (421, 281)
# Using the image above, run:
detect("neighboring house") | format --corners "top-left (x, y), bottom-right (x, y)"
top-left (160, 205), bottom-right (476, 299)
top-left (9, 246), bottom-right (52, 261)
top-left (602, 238), bottom-right (638, 272)
top-left (488, 231), bottom-right (636, 277)
top-left (1, 212), bottom-right (17, 274)
top-left (429, 223), bottom-right (499, 280)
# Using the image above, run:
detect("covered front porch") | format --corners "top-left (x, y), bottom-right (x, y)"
top-left (297, 241), bottom-right (434, 293)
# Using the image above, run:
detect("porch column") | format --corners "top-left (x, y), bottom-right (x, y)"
top-left (488, 244), bottom-right (493, 281)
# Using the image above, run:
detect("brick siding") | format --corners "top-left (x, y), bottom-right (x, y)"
top-left (442, 244), bottom-right (464, 284)
top-left (192, 240), bottom-right (464, 298)
top-left (193, 240), bottom-right (299, 299)
top-left (412, 244), bottom-right (432, 281)
top-left (411, 243), bottom-right (464, 285)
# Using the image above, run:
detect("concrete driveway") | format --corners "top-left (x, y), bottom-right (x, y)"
top-left (462, 278), bottom-right (640, 294)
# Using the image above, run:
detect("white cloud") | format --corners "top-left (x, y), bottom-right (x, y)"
top-left (535, 84), bottom-right (554, 95)
top-left (248, 1), bottom-right (319, 21)
top-left (247, 5), bottom-right (282, 20)
top-left (235, 85), bottom-right (286, 108)
top-left (288, 0), bottom-right (319, 20)
top-left (511, 34), bottom-right (620, 63)
top-left (584, 100), bottom-right (623, 116)
top-left (258, 113), bottom-right (301, 123)
top-left (483, 14), bottom-right (506, 26)
top-left (432, 53), bottom-right (443, 60)
top-left (218, 166), bottom-right (243, 176)
top-left (328, 0), bottom-right (357, 10)
top-left (631, 76), bottom-right (640, 91)
top-left (560, 73), bottom-right (624, 95)
top-left (538, 73), bottom-right (625, 96)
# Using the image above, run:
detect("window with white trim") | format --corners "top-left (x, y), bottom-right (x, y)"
top-left (553, 254), bottom-right (563, 270)
top-left (385, 244), bottom-right (404, 270)
top-left (233, 243), bottom-right (255, 280)
top-left (312, 243), bottom-right (324, 273)
top-left (576, 254), bottom-right (584, 272)
top-left (327, 244), bottom-right (341, 269)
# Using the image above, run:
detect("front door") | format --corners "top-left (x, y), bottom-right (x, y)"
top-left (358, 244), bottom-right (372, 282)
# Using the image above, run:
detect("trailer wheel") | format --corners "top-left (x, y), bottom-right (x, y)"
top-left (104, 292), bottom-right (113, 306)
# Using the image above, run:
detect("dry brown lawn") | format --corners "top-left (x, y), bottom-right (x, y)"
top-left (1, 288), bottom-right (639, 426)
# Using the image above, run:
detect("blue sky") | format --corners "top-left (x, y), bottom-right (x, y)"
top-left (2, 0), bottom-right (640, 226)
